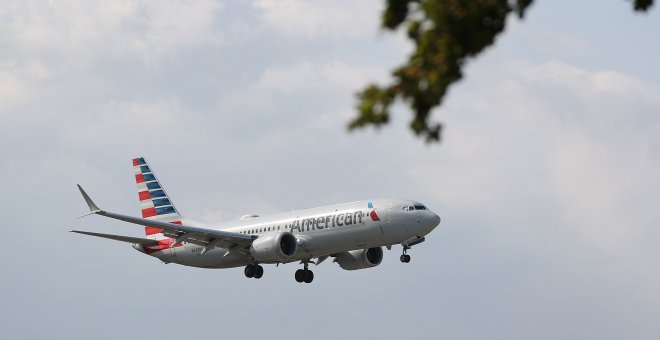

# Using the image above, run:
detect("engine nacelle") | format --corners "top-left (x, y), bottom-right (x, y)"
top-left (334, 247), bottom-right (383, 270)
top-left (249, 232), bottom-right (297, 262)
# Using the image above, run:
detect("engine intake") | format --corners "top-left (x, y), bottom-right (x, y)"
top-left (334, 247), bottom-right (383, 270)
top-left (249, 232), bottom-right (297, 262)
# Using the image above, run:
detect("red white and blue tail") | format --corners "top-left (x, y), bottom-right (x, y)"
top-left (132, 157), bottom-right (183, 239)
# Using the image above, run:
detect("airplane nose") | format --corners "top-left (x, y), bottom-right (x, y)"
top-left (433, 213), bottom-right (441, 226)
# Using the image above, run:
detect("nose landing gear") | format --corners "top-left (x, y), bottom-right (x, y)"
top-left (295, 261), bottom-right (314, 283)
top-left (400, 246), bottom-right (411, 263)
top-left (400, 236), bottom-right (425, 263)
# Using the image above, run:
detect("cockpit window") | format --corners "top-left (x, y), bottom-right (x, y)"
top-left (413, 205), bottom-right (427, 210)
top-left (409, 206), bottom-right (415, 211)
top-left (402, 206), bottom-right (409, 211)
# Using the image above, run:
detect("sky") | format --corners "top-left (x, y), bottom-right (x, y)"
top-left (1, 1), bottom-right (659, 339)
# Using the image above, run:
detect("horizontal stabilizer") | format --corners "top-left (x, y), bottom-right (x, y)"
top-left (73, 183), bottom-right (253, 253)
top-left (70, 230), bottom-right (158, 246)
top-left (95, 210), bottom-right (254, 246)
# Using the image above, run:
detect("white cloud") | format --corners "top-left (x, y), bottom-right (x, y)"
top-left (397, 60), bottom-right (660, 318)
top-left (0, 0), bottom-right (224, 64)
top-left (126, 0), bottom-right (225, 64)
top-left (256, 60), bottom-right (388, 95)
top-left (215, 60), bottom-right (389, 130)
top-left (0, 73), bottom-right (26, 113)
top-left (412, 60), bottom-right (660, 256)
top-left (252, 0), bottom-right (381, 40)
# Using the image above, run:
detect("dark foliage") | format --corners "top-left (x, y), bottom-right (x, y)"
top-left (350, 0), bottom-right (654, 143)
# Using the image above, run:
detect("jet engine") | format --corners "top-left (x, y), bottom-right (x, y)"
top-left (334, 247), bottom-right (383, 270)
top-left (249, 232), bottom-right (297, 262)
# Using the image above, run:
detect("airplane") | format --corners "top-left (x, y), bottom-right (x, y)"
top-left (72, 157), bottom-right (441, 283)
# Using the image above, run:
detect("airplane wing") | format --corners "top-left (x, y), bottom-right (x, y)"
top-left (70, 230), bottom-right (159, 246)
top-left (76, 185), bottom-right (255, 253)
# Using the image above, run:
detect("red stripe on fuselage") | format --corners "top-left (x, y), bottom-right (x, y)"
top-left (132, 159), bottom-right (139, 166)
top-left (135, 174), bottom-right (145, 183)
top-left (143, 239), bottom-right (184, 255)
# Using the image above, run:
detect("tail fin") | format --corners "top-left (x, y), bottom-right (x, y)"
top-left (132, 157), bottom-right (183, 239)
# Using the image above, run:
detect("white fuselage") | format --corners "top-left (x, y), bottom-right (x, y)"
top-left (141, 198), bottom-right (440, 268)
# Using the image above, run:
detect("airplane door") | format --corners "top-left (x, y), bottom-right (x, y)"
top-left (377, 202), bottom-right (392, 242)
top-left (383, 202), bottom-right (392, 224)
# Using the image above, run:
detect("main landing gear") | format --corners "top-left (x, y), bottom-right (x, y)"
top-left (295, 261), bottom-right (314, 283)
top-left (244, 264), bottom-right (264, 279)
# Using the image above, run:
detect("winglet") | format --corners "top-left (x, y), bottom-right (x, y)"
top-left (77, 184), bottom-right (102, 218)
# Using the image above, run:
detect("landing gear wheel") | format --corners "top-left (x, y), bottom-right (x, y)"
top-left (244, 265), bottom-right (255, 278)
top-left (401, 245), bottom-right (412, 263)
top-left (254, 265), bottom-right (264, 279)
top-left (303, 270), bottom-right (314, 283)
top-left (295, 269), bottom-right (305, 282)
top-left (295, 261), bottom-right (315, 283)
